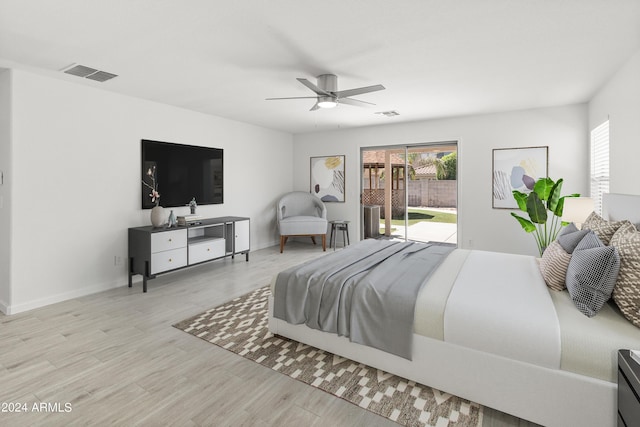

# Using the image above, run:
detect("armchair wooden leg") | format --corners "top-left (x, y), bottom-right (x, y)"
top-left (322, 234), bottom-right (326, 251)
top-left (310, 236), bottom-right (317, 245)
top-left (280, 236), bottom-right (286, 253)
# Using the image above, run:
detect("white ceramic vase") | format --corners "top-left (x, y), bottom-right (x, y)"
top-left (150, 205), bottom-right (165, 227)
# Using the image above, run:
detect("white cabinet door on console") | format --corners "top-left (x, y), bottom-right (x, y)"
top-left (234, 220), bottom-right (250, 253)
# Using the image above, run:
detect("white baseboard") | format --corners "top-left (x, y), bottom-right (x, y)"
top-left (4, 278), bottom-right (126, 315)
top-left (0, 299), bottom-right (9, 315)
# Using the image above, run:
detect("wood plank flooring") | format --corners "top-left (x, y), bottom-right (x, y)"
top-left (0, 242), bottom-right (538, 426)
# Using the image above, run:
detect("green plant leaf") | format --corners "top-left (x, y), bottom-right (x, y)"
top-left (533, 177), bottom-right (555, 201)
top-left (512, 191), bottom-right (528, 212)
top-left (526, 192), bottom-right (548, 224)
top-left (547, 179), bottom-right (563, 212)
top-left (511, 212), bottom-right (536, 232)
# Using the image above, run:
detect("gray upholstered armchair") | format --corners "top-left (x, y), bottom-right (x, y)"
top-left (277, 191), bottom-right (328, 253)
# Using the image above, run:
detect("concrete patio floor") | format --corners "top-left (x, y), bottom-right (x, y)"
top-left (379, 207), bottom-right (458, 245)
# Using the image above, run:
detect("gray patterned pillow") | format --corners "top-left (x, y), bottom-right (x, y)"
top-left (565, 232), bottom-right (620, 317)
top-left (558, 227), bottom-right (590, 254)
top-left (582, 211), bottom-right (629, 245)
top-left (558, 222), bottom-right (579, 236)
top-left (539, 241), bottom-right (571, 291)
top-left (610, 222), bottom-right (640, 329)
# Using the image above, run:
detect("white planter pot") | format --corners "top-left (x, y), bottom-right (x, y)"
top-left (150, 205), bottom-right (165, 227)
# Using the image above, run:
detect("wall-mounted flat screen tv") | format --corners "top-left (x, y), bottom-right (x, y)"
top-left (141, 139), bottom-right (223, 209)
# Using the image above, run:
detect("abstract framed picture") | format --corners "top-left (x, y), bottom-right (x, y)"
top-left (492, 146), bottom-right (548, 209)
top-left (310, 155), bottom-right (345, 202)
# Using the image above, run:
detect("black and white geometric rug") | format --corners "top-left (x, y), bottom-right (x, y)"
top-left (173, 286), bottom-right (483, 427)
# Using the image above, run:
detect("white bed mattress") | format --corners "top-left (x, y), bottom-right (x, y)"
top-left (416, 249), bottom-right (640, 382)
top-left (271, 247), bottom-right (640, 383)
top-left (551, 289), bottom-right (640, 382)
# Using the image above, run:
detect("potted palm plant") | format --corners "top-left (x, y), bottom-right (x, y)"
top-left (510, 177), bottom-right (579, 256)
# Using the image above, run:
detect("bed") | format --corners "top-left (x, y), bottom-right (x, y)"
top-left (268, 193), bottom-right (640, 427)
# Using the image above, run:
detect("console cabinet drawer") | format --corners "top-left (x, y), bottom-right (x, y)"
top-left (151, 248), bottom-right (188, 274)
top-left (151, 229), bottom-right (187, 253)
top-left (189, 239), bottom-right (225, 265)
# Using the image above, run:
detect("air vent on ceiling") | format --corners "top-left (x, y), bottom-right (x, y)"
top-left (375, 110), bottom-right (399, 117)
top-left (86, 71), bottom-right (118, 82)
top-left (62, 64), bottom-right (118, 82)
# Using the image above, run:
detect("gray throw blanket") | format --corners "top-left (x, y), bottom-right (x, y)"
top-left (273, 239), bottom-right (453, 359)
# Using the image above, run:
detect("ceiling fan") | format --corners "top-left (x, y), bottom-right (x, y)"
top-left (266, 74), bottom-right (385, 111)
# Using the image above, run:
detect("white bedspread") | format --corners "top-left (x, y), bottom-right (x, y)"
top-left (443, 250), bottom-right (561, 369)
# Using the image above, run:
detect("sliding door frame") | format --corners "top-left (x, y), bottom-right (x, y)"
top-left (360, 140), bottom-right (459, 244)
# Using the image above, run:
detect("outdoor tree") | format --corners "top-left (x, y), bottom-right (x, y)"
top-left (439, 152), bottom-right (457, 180)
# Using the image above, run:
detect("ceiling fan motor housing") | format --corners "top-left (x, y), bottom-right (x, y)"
top-left (317, 74), bottom-right (338, 93)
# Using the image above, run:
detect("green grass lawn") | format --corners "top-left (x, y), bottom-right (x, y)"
top-left (380, 208), bottom-right (457, 226)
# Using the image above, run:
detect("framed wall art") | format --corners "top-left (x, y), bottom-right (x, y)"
top-left (310, 155), bottom-right (345, 202)
top-left (492, 146), bottom-right (548, 209)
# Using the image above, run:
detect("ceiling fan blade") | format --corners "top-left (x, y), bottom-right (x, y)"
top-left (265, 96), bottom-right (319, 100)
top-left (338, 97), bottom-right (376, 108)
top-left (335, 84), bottom-right (385, 99)
top-left (310, 102), bottom-right (320, 111)
top-left (297, 78), bottom-right (331, 96)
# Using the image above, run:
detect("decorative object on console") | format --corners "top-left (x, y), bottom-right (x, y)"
top-left (189, 197), bottom-right (197, 214)
top-left (167, 210), bottom-right (176, 228)
top-left (492, 146), bottom-right (547, 209)
top-left (310, 155), bottom-right (345, 202)
top-left (177, 214), bottom-right (203, 226)
top-left (510, 176), bottom-right (579, 256)
top-left (143, 164), bottom-right (165, 227)
top-left (150, 206), bottom-right (165, 227)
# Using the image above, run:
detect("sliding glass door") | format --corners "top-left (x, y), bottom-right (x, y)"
top-left (361, 142), bottom-right (457, 245)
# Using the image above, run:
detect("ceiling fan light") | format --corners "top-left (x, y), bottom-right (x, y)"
top-left (317, 96), bottom-right (337, 109)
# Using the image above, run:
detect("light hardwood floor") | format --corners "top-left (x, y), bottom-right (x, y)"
top-left (0, 242), bottom-right (538, 426)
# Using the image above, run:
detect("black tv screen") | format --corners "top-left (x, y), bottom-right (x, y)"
top-left (141, 139), bottom-right (223, 209)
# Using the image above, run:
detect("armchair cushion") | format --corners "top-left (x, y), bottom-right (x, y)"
top-left (279, 216), bottom-right (328, 236)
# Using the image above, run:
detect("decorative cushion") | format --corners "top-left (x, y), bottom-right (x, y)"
top-left (558, 222), bottom-right (579, 236)
top-left (582, 211), bottom-right (629, 246)
top-left (539, 241), bottom-right (571, 291)
top-left (610, 222), bottom-right (640, 328)
top-left (557, 225), bottom-right (590, 254)
top-left (565, 232), bottom-right (620, 317)
top-left (279, 216), bottom-right (328, 235)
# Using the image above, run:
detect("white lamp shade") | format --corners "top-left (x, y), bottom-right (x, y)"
top-left (562, 197), bottom-right (594, 224)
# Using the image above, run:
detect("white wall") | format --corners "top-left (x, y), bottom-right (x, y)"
top-left (589, 48), bottom-right (640, 194)
top-left (0, 69), bottom-right (11, 312)
top-left (6, 69), bottom-right (293, 314)
top-left (293, 104), bottom-right (589, 256)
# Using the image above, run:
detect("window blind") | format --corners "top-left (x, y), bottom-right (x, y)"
top-left (590, 120), bottom-right (609, 215)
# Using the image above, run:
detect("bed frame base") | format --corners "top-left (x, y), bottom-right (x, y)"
top-left (268, 296), bottom-right (615, 427)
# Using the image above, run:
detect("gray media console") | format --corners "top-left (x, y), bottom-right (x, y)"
top-left (128, 216), bottom-right (250, 292)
